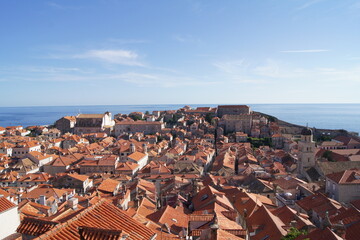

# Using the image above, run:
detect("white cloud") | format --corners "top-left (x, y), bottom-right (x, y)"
top-left (213, 59), bottom-right (269, 83)
top-left (73, 49), bottom-right (144, 66)
top-left (107, 38), bottom-right (149, 44)
top-left (297, 0), bottom-right (324, 10)
top-left (281, 49), bottom-right (330, 53)
top-left (213, 60), bottom-right (247, 74)
top-left (213, 58), bottom-right (360, 84)
top-left (173, 34), bottom-right (201, 43)
top-left (116, 72), bottom-right (219, 88)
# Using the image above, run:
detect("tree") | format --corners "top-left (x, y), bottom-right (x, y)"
top-left (322, 150), bottom-right (334, 162)
top-left (281, 227), bottom-right (307, 240)
top-left (205, 113), bottom-right (214, 123)
top-left (130, 115), bottom-right (142, 121)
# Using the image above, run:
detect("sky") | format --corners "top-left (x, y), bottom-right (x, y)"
top-left (0, 0), bottom-right (360, 106)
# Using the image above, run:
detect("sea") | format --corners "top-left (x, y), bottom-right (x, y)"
top-left (0, 104), bottom-right (359, 134)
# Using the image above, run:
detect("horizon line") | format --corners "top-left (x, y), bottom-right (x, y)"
top-left (1, 102), bottom-right (360, 108)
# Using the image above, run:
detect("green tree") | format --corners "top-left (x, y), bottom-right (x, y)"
top-left (205, 113), bottom-right (214, 123)
top-left (322, 150), bottom-right (334, 162)
top-left (281, 227), bottom-right (307, 240)
top-left (130, 115), bottom-right (142, 121)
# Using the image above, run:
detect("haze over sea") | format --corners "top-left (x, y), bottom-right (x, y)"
top-left (0, 104), bottom-right (359, 134)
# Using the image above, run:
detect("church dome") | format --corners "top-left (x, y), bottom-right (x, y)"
top-left (301, 128), bottom-right (312, 136)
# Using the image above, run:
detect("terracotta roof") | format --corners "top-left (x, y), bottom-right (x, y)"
top-left (217, 228), bottom-right (245, 240)
top-left (17, 173), bottom-right (50, 183)
top-left (345, 220), bottom-right (360, 240)
top-left (17, 217), bottom-right (59, 236)
top-left (77, 114), bottom-right (104, 119)
top-left (334, 136), bottom-right (360, 145)
top-left (218, 105), bottom-right (249, 108)
top-left (189, 214), bottom-right (214, 222)
top-left (330, 207), bottom-right (360, 225)
top-left (21, 186), bottom-right (70, 200)
top-left (0, 196), bottom-right (16, 213)
top-left (247, 205), bottom-right (287, 240)
top-left (116, 120), bottom-right (162, 125)
top-left (128, 151), bottom-right (147, 162)
top-left (326, 169), bottom-right (360, 184)
top-left (47, 156), bottom-right (77, 167)
top-left (295, 227), bottom-right (343, 240)
top-left (78, 226), bottom-right (124, 240)
top-left (66, 174), bottom-right (89, 182)
top-left (97, 178), bottom-right (120, 193)
top-left (296, 193), bottom-right (341, 213)
top-left (350, 198), bottom-right (360, 210)
top-left (116, 162), bottom-right (139, 171)
top-left (63, 116), bottom-right (76, 121)
top-left (136, 197), bottom-right (156, 217)
top-left (35, 199), bottom-right (156, 240)
top-left (270, 206), bottom-right (313, 229)
top-left (146, 205), bottom-right (188, 234)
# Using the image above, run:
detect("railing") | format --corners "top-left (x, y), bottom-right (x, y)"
top-left (276, 193), bottom-right (295, 205)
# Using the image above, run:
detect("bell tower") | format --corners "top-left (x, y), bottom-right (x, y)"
top-left (297, 128), bottom-right (316, 175)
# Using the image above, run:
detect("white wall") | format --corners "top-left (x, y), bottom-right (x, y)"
top-left (0, 207), bottom-right (20, 238)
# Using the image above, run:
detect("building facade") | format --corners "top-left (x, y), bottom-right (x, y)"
top-left (114, 121), bottom-right (164, 136)
top-left (217, 105), bottom-right (251, 117)
top-left (74, 112), bottom-right (114, 135)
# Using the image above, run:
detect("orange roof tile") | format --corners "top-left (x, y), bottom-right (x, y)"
top-left (0, 196), bottom-right (16, 213)
top-left (97, 178), bottom-right (120, 193)
top-left (35, 199), bottom-right (156, 240)
top-left (17, 217), bottom-right (59, 236)
top-left (128, 151), bottom-right (147, 162)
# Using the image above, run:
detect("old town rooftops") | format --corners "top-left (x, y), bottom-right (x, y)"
top-left (34, 199), bottom-right (156, 240)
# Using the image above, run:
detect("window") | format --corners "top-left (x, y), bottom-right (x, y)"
top-left (201, 194), bottom-right (208, 201)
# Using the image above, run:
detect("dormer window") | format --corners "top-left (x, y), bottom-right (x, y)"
top-left (201, 194), bottom-right (208, 201)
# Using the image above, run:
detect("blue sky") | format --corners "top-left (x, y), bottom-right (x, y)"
top-left (0, 0), bottom-right (360, 106)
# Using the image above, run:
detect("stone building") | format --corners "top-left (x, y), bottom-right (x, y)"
top-left (53, 173), bottom-right (93, 194)
top-left (114, 120), bottom-right (164, 136)
top-left (219, 114), bottom-right (253, 135)
top-left (74, 112), bottom-right (114, 135)
top-left (55, 116), bottom-right (76, 134)
top-left (326, 169), bottom-right (360, 203)
top-left (217, 105), bottom-right (251, 117)
top-left (78, 155), bottom-right (119, 174)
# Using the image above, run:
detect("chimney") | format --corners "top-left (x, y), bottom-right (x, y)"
top-left (155, 180), bottom-right (161, 209)
top-left (209, 220), bottom-right (219, 240)
top-left (134, 197), bottom-right (139, 208)
top-left (16, 193), bottom-right (22, 204)
top-left (68, 197), bottom-right (78, 210)
top-left (39, 195), bottom-right (46, 205)
top-left (323, 211), bottom-right (332, 229)
top-left (142, 143), bottom-right (148, 153)
top-left (130, 143), bottom-right (135, 153)
top-left (120, 234), bottom-right (129, 240)
top-left (290, 220), bottom-right (297, 228)
top-left (235, 210), bottom-right (242, 224)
